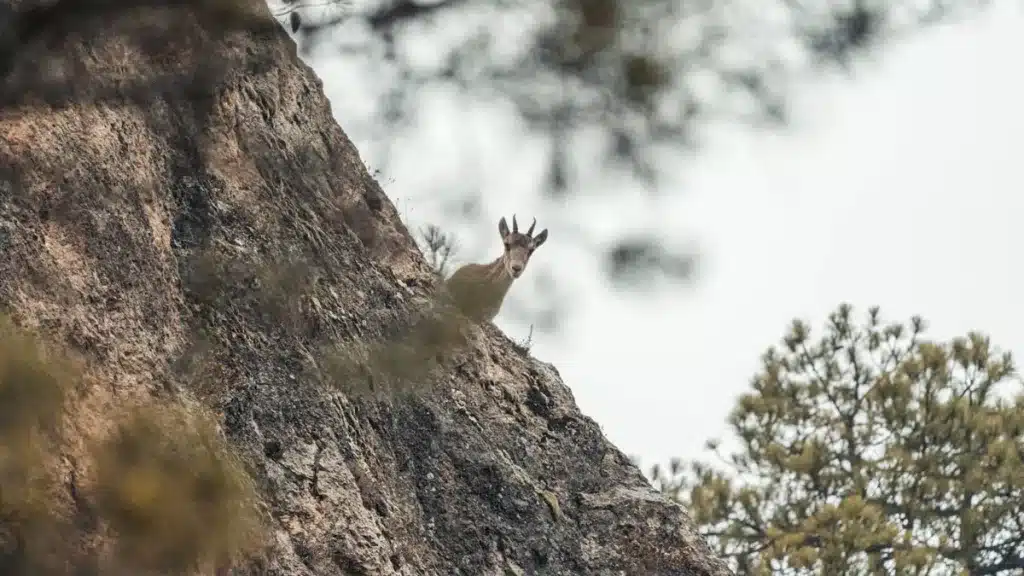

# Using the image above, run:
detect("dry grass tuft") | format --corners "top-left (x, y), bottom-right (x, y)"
top-left (319, 304), bottom-right (473, 400)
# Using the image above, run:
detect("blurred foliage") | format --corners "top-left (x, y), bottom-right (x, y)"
top-left (182, 246), bottom-right (318, 339)
top-left (272, 0), bottom-right (991, 301)
top-left (318, 299), bottom-right (473, 398)
top-left (279, 0), bottom-right (991, 194)
top-left (651, 304), bottom-right (1024, 575)
top-left (0, 315), bottom-right (75, 439)
top-left (0, 0), bottom-right (281, 113)
top-left (92, 402), bottom-right (267, 574)
top-left (0, 315), bottom-right (78, 574)
top-left (606, 237), bottom-right (696, 289)
top-left (0, 315), bottom-right (267, 574)
top-left (178, 240), bottom-right (477, 401)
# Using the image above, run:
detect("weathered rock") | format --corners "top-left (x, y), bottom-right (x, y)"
top-left (0, 1), bottom-right (732, 575)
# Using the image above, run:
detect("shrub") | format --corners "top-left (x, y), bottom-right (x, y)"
top-left (0, 315), bottom-right (76, 573)
top-left (91, 402), bottom-right (267, 574)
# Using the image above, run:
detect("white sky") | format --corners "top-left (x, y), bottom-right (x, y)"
top-left (305, 2), bottom-right (1024, 473)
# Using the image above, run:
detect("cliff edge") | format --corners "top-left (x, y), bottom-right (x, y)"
top-left (0, 1), bottom-right (732, 574)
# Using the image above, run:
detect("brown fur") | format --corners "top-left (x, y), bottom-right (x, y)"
top-left (444, 215), bottom-right (548, 322)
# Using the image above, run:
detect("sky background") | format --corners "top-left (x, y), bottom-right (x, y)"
top-left (303, 2), bottom-right (1024, 473)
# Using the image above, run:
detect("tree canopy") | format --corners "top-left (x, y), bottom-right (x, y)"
top-left (652, 304), bottom-right (1024, 575)
top-left (278, 0), bottom-right (991, 196)
top-left (270, 0), bottom-right (994, 320)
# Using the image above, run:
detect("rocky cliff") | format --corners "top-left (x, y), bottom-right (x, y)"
top-left (0, 1), bottom-right (732, 574)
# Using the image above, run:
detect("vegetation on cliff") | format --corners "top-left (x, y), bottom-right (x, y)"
top-left (0, 316), bottom-right (266, 574)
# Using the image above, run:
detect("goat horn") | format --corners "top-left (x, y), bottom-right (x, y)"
top-left (526, 218), bottom-right (536, 236)
top-left (512, 214), bottom-right (518, 234)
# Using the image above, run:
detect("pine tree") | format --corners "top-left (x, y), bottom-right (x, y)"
top-left (653, 304), bottom-right (1024, 575)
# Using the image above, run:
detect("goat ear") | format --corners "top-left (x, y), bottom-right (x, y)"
top-left (498, 217), bottom-right (510, 238)
top-left (532, 229), bottom-right (548, 248)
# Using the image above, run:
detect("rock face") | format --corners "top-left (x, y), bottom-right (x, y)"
top-left (0, 1), bottom-right (732, 575)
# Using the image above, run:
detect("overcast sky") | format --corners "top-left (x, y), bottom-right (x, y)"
top-left (306, 2), bottom-right (1024, 473)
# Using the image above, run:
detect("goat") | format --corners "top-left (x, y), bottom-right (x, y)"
top-left (443, 215), bottom-right (548, 322)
